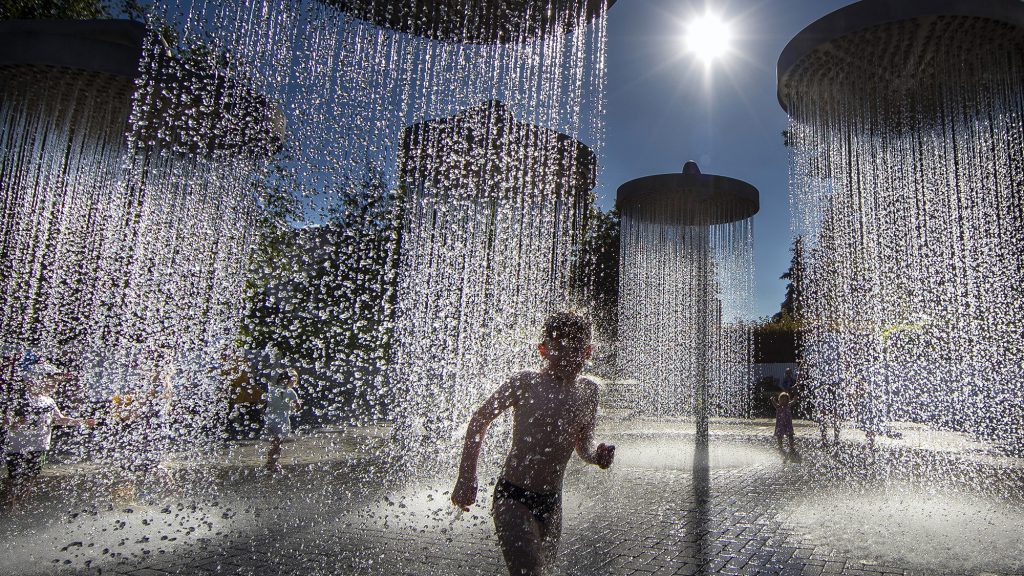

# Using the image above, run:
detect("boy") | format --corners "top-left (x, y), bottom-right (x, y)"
top-left (264, 368), bottom-right (301, 473)
top-left (452, 313), bottom-right (615, 576)
top-left (2, 363), bottom-right (95, 508)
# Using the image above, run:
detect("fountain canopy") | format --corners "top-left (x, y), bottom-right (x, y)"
top-left (325, 0), bottom-right (615, 44)
top-left (0, 18), bottom-right (145, 78)
top-left (400, 99), bottom-right (596, 200)
top-left (0, 19), bottom-right (284, 157)
top-left (777, 0), bottom-right (1024, 117)
top-left (616, 161), bottom-right (759, 226)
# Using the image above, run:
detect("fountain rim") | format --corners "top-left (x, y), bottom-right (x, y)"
top-left (324, 0), bottom-right (617, 45)
top-left (776, 0), bottom-right (1024, 114)
top-left (400, 99), bottom-right (598, 195)
top-left (0, 18), bottom-right (146, 78)
top-left (615, 164), bottom-right (759, 225)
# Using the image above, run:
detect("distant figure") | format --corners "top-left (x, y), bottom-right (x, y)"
top-left (2, 362), bottom-right (95, 509)
top-left (264, 368), bottom-right (300, 473)
top-left (851, 376), bottom-right (883, 451)
top-left (771, 391), bottom-right (800, 461)
top-left (108, 348), bottom-right (176, 501)
top-left (780, 368), bottom-right (796, 392)
top-left (452, 313), bottom-right (615, 576)
top-left (814, 381), bottom-right (842, 447)
top-left (221, 350), bottom-right (263, 439)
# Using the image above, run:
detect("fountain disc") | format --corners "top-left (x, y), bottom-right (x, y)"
top-left (616, 161), bottom-right (759, 226)
top-left (777, 0), bottom-right (1024, 118)
top-left (400, 99), bottom-right (596, 200)
top-left (0, 18), bottom-right (145, 78)
top-left (323, 0), bottom-right (615, 44)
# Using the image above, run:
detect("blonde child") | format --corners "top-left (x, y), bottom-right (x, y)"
top-left (771, 391), bottom-right (800, 460)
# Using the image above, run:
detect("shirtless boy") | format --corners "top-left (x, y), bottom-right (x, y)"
top-left (451, 313), bottom-right (615, 576)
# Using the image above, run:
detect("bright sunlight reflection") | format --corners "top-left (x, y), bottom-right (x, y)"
top-left (684, 11), bottom-right (734, 65)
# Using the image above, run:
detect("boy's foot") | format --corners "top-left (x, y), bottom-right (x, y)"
top-left (265, 464), bottom-right (283, 474)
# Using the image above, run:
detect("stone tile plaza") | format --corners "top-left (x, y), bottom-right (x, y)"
top-left (2, 1), bottom-right (1024, 576)
top-left (2, 417), bottom-right (1023, 575)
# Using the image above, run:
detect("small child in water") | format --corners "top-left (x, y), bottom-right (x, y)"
top-left (771, 391), bottom-right (800, 461)
top-left (264, 368), bottom-right (300, 473)
top-left (452, 313), bottom-right (615, 576)
top-left (3, 363), bottom-right (95, 509)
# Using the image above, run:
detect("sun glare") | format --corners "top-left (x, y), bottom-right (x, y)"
top-left (684, 11), bottom-right (734, 65)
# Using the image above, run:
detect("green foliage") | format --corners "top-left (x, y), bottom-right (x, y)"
top-left (574, 206), bottom-right (619, 343)
top-left (238, 157), bottom-right (401, 418)
top-left (751, 315), bottom-right (799, 363)
top-left (773, 235), bottom-right (805, 323)
top-left (755, 236), bottom-right (808, 363)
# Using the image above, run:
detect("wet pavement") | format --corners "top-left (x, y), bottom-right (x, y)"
top-left (2, 415), bottom-right (1023, 576)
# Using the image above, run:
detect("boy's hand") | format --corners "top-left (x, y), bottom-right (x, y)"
top-left (595, 443), bottom-right (615, 469)
top-left (451, 475), bottom-right (477, 511)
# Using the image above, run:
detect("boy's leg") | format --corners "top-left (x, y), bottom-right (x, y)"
top-left (493, 498), bottom-right (545, 576)
top-left (538, 505), bottom-right (563, 568)
top-left (1, 454), bottom-right (18, 506)
top-left (267, 436), bottom-right (283, 470)
top-left (6, 452), bottom-right (43, 505)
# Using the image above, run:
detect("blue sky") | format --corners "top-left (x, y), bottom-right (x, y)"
top-left (594, 0), bottom-right (855, 319)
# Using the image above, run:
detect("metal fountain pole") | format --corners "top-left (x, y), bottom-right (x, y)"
top-left (695, 232), bottom-right (710, 458)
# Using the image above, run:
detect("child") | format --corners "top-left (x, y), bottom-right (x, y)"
top-left (2, 363), bottom-right (95, 508)
top-left (451, 313), bottom-right (615, 576)
top-left (771, 390), bottom-right (799, 460)
top-left (780, 367), bottom-right (796, 392)
top-left (264, 368), bottom-right (300, 473)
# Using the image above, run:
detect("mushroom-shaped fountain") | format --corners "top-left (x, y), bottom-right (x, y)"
top-left (617, 161), bottom-right (758, 454)
top-left (778, 0), bottom-right (1024, 449)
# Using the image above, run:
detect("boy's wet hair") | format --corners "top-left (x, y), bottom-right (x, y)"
top-left (779, 392), bottom-right (791, 402)
top-left (543, 312), bottom-right (591, 347)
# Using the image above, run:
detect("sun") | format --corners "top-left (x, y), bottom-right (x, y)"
top-left (684, 11), bottom-right (734, 65)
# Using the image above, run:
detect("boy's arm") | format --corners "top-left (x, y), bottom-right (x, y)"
top-left (451, 376), bottom-right (522, 510)
top-left (575, 379), bottom-right (614, 469)
top-left (53, 404), bottom-right (71, 425)
top-left (52, 404), bottom-right (96, 427)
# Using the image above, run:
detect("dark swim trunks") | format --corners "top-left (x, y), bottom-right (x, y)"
top-left (494, 478), bottom-right (561, 522)
top-left (5, 451), bottom-right (45, 482)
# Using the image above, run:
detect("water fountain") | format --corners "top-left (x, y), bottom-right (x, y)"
top-left (616, 161), bottom-right (758, 449)
top-left (393, 98), bottom-right (596, 463)
top-left (775, 5), bottom-right (1024, 570)
top-left (0, 15), bottom-right (285, 463)
top-left (778, 0), bottom-right (1024, 452)
top-left (0, 0), bottom-right (612, 570)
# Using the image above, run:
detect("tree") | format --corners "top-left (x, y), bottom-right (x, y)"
top-left (239, 157), bottom-right (402, 423)
top-left (774, 235), bottom-right (805, 323)
top-left (574, 207), bottom-right (619, 345)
